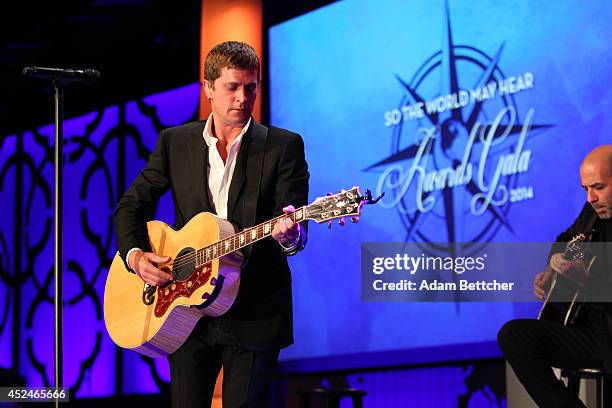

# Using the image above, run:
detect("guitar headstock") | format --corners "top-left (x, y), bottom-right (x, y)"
top-left (565, 231), bottom-right (594, 261)
top-left (304, 186), bottom-right (383, 223)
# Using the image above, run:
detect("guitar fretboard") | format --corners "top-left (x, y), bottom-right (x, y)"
top-left (195, 208), bottom-right (306, 267)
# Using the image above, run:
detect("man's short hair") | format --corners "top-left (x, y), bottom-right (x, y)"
top-left (204, 41), bottom-right (260, 86)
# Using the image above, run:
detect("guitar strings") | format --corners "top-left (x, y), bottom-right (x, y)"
top-left (165, 201), bottom-right (332, 270)
top-left (165, 200), bottom-right (339, 270)
top-left (165, 211), bottom-right (306, 270)
top-left (167, 221), bottom-right (284, 270)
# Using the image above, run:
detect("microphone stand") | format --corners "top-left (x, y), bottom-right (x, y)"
top-left (24, 66), bottom-right (100, 407)
top-left (53, 80), bottom-right (64, 408)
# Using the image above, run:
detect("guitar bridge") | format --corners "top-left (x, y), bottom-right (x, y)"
top-left (142, 283), bottom-right (156, 305)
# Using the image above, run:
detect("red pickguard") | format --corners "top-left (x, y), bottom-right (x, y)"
top-left (154, 263), bottom-right (213, 318)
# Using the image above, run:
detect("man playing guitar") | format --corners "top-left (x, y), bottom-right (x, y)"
top-left (498, 145), bottom-right (612, 407)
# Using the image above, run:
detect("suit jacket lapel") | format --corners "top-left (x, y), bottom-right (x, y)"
top-left (227, 120), bottom-right (267, 226)
top-left (187, 121), bottom-right (213, 213)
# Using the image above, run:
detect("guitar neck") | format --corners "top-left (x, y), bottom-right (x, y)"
top-left (194, 207), bottom-right (307, 267)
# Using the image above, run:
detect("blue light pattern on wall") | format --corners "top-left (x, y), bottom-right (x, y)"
top-left (0, 83), bottom-right (200, 397)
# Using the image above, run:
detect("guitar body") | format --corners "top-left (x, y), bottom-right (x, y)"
top-left (104, 212), bottom-right (243, 358)
top-left (104, 186), bottom-right (375, 358)
top-left (537, 232), bottom-right (598, 326)
top-left (537, 273), bottom-right (582, 326)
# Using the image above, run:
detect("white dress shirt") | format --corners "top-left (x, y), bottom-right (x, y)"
top-left (126, 114), bottom-right (250, 269)
top-left (126, 114), bottom-right (301, 270)
top-left (202, 113), bottom-right (250, 219)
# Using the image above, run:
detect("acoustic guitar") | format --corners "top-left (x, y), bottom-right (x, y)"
top-left (104, 187), bottom-right (381, 357)
top-left (537, 232), bottom-right (596, 326)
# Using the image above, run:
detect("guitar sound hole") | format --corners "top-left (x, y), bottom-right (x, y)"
top-left (172, 247), bottom-right (196, 282)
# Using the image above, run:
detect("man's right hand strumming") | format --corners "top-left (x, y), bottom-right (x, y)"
top-left (533, 265), bottom-right (555, 300)
top-left (129, 249), bottom-right (173, 286)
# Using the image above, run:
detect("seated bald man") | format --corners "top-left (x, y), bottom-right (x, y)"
top-left (498, 145), bottom-right (612, 408)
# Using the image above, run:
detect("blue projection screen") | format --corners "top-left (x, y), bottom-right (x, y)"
top-left (269, 0), bottom-right (612, 367)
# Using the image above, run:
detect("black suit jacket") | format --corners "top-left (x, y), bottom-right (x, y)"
top-left (548, 203), bottom-right (611, 303)
top-left (548, 203), bottom-right (612, 371)
top-left (113, 119), bottom-right (309, 350)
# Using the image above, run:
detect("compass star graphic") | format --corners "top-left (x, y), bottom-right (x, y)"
top-left (366, 0), bottom-right (552, 254)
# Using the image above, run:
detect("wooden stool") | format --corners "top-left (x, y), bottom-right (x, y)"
top-left (297, 387), bottom-right (366, 408)
top-left (560, 368), bottom-right (606, 408)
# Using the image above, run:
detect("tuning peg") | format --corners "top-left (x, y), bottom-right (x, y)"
top-left (351, 216), bottom-right (360, 223)
top-left (327, 220), bottom-right (333, 229)
top-left (338, 217), bottom-right (346, 227)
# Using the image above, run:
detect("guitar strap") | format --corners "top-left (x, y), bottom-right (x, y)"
top-left (243, 123), bottom-right (267, 223)
top-left (240, 122), bottom-right (268, 265)
top-left (584, 215), bottom-right (603, 279)
top-left (585, 213), bottom-right (599, 238)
